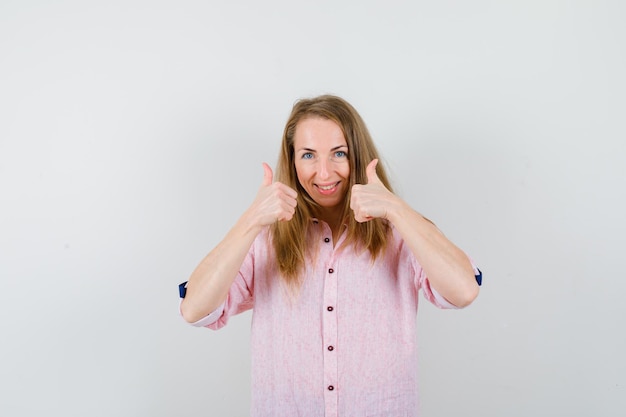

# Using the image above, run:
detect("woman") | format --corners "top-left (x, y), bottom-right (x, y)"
top-left (179, 95), bottom-right (481, 417)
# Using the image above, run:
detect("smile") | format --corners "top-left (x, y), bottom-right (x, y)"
top-left (315, 182), bottom-right (340, 194)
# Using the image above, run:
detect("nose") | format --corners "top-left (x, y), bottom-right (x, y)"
top-left (318, 158), bottom-right (330, 180)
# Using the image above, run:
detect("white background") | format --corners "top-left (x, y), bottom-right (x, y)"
top-left (1, 1), bottom-right (625, 416)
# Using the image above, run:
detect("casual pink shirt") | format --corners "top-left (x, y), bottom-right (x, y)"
top-left (185, 220), bottom-right (477, 417)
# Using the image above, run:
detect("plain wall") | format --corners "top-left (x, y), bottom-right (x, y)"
top-left (1, 1), bottom-right (625, 416)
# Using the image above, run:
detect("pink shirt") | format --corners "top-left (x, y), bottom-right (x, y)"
top-left (185, 220), bottom-right (477, 417)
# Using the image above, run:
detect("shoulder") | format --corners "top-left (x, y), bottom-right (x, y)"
top-left (384, 223), bottom-right (418, 265)
top-left (253, 226), bottom-right (272, 250)
top-left (387, 223), bottom-right (405, 248)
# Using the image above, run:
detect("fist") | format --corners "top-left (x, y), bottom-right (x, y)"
top-left (350, 159), bottom-right (393, 222)
top-left (251, 163), bottom-right (298, 226)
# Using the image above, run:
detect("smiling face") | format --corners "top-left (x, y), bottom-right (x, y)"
top-left (293, 116), bottom-right (350, 220)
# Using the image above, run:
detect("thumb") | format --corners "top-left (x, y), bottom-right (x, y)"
top-left (366, 159), bottom-right (381, 184)
top-left (261, 163), bottom-right (273, 186)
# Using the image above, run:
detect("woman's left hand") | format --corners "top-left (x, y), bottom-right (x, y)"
top-left (350, 159), bottom-right (398, 222)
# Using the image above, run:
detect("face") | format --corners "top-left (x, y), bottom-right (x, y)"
top-left (293, 117), bottom-right (350, 216)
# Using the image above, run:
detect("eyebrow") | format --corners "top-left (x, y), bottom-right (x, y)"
top-left (297, 145), bottom-right (348, 152)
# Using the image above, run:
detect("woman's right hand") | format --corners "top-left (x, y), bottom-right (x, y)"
top-left (246, 163), bottom-right (298, 228)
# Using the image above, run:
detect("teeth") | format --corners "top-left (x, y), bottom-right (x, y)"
top-left (319, 183), bottom-right (336, 190)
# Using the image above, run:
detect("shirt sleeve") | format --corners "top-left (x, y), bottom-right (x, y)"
top-left (417, 258), bottom-right (482, 309)
top-left (178, 297), bottom-right (226, 327)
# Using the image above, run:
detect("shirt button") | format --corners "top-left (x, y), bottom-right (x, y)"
top-left (324, 237), bottom-right (330, 243)
top-left (328, 385), bottom-right (334, 391)
top-left (328, 268), bottom-right (334, 273)
top-left (328, 345), bottom-right (334, 351)
top-left (327, 306), bottom-right (334, 312)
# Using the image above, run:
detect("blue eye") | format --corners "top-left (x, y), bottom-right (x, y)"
top-left (334, 151), bottom-right (347, 158)
top-left (302, 152), bottom-right (314, 160)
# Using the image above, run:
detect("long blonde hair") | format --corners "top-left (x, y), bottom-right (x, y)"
top-left (271, 95), bottom-right (393, 286)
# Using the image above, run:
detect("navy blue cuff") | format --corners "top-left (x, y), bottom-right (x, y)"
top-left (475, 269), bottom-right (482, 286)
top-left (179, 281), bottom-right (188, 298)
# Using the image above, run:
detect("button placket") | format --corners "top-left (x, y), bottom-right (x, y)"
top-left (321, 223), bottom-right (339, 417)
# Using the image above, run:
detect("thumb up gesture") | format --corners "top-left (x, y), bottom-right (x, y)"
top-left (248, 163), bottom-right (298, 227)
top-left (350, 159), bottom-right (396, 223)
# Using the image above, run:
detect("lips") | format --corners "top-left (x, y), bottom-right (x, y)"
top-left (315, 181), bottom-right (340, 195)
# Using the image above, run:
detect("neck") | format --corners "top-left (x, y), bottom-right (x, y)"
top-left (315, 207), bottom-right (345, 236)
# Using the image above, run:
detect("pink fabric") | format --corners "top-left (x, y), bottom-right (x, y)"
top-left (194, 220), bottom-right (469, 417)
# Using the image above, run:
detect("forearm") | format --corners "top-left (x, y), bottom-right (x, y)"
top-left (387, 200), bottom-right (479, 307)
top-left (180, 211), bottom-right (262, 323)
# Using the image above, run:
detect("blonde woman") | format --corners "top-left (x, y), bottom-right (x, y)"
top-left (179, 95), bottom-right (482, 417)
